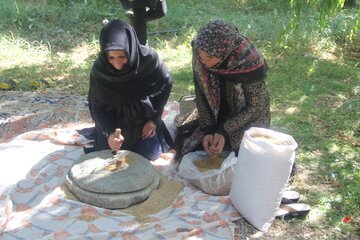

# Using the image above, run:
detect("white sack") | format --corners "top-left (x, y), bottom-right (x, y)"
top-left (229, 127), bottom-right (298, 232)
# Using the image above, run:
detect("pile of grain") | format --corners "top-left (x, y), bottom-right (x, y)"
top-left (123, 174), bottom-right (184, 222)
top-left (190, 152), bottom-right (235, 196)
top-left (61, 174), bottom-right (184, 222)
top-left (105, 154), bottom-right (133, 171)
top-left (194, 155), bottom-right (224, 172)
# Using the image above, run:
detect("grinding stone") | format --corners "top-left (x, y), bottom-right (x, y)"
top-left (65, 171), bottom-right (160, 209)
top-left (69, 150), bottom-right (156, 194)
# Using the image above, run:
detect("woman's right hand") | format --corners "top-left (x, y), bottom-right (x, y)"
top-left (208, 133), bottom-right (225, 156)
top-left (202, 134), bottom-right (214, 156)
top-left (202, 133), bottom-right (225, 156)
top-left (108, 132), bottom-right (124, 151)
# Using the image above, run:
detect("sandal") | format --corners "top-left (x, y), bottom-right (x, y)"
top-left (281, 190), bottom-right (300, 204)
top-left (0, 78), bottom-right (17, 90)
top-left (31, 79), bottom-right (50, 88)
top-left (276, 203), bottom-right (311, 218)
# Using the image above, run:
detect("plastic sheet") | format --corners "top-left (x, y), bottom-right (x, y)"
top-left (179, 151), bottom-right (237, 195)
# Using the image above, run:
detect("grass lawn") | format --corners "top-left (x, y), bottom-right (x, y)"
top-left (0, 0), bottom-right (359, 238)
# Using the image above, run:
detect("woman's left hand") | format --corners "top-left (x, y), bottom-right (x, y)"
top-left (142, 120), bottom-right (157, 139)
top-left (208, 133), bottom-right (225, 156)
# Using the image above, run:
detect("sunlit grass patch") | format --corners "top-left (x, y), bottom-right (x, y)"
top-left (0, 35), bottom-right (50, 69)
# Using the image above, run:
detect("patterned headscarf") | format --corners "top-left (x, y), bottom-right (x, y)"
top-left (192, 20), bottom-right (265, 120)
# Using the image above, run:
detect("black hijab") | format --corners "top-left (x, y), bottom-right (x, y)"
top-left (89, 19), bottom-right (167, 104)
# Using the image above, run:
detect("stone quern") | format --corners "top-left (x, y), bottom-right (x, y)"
top-left (65, 150), bottom-right (160, 209)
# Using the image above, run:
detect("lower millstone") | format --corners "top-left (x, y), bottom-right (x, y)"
top-left (65, 150), bottom-right (160, 209)
top-left (65, 171), bottom-right (160, 209)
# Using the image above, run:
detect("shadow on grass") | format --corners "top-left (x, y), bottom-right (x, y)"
top-left (1, 57), bottom-right (93, 95)
top-left (269, 53), bottom-right (359, 235)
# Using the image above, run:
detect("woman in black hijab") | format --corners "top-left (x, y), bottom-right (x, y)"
top-left (88, 19), bottom-right (173, 160)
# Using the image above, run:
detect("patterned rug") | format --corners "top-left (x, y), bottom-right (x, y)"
top-left (0, 91), bottom-right (91, 143)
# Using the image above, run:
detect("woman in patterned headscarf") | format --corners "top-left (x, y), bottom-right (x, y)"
top-left (178, 20), bottom-right (270, 157)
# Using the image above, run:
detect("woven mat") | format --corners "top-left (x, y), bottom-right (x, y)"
top-left (0, 90), bottom-right (91, 143)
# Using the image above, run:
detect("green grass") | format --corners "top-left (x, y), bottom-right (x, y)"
top-left (0, 0), bottom-right (359, 238)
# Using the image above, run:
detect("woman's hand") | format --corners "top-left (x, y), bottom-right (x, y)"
top-left (202, 134), bottom-right (214, 156)
top-left (209, 133), bottom-right (225, 156)
top-left (202, 133), bottom-right (225, 156)
top-left (142, 120), bottom-right (157, 139)
top-left (108, 132), bottom-right (124, 151)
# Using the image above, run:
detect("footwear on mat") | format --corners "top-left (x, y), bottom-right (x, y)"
top-left (0, 78), bottom-right (17, 90)
top-left (31, 79), bottom-right (50, 88)
top-left (276, 203), bottom-right (311, 218)
top-left (281, 190), bottom-right (300, 204)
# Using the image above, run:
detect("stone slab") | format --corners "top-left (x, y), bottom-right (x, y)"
top-left (65, 170), bottom-right (160, 209)
top-left (69, 150), bottom-right (156, 194)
